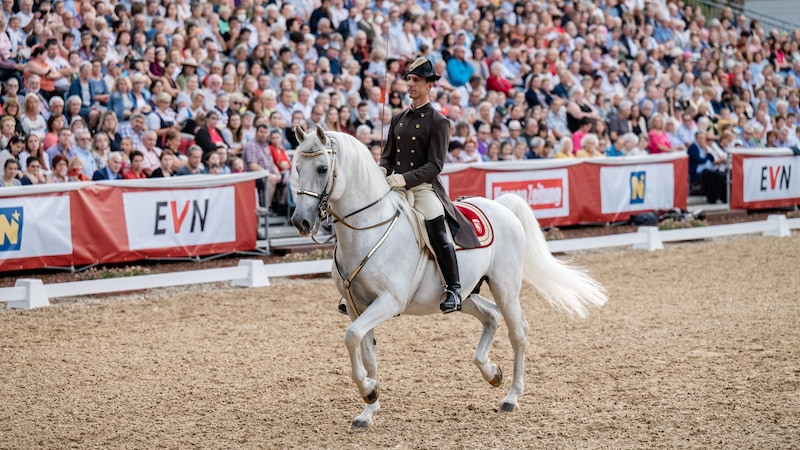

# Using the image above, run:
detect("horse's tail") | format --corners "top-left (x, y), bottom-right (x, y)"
top-left (496, 194), bottom-right (608, 319)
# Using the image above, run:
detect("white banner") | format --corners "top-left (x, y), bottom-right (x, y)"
top-left (742, 156), bottom-right (800, 202)
top-left (0, 196), bottom-right (72, 258)
top-left (123, 187), bottom-right (237, 250)
top-left (600, 164), bottom-right (675, 214)
top-left (484, 169), bottom-right (569, 219)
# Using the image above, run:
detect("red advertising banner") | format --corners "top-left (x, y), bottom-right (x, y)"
top-left (0, 174), bottom-right (261, 272)
top-left (442, 153), bottom-right (688, 227)
top-left (729, 149), bottom-right (800, 210)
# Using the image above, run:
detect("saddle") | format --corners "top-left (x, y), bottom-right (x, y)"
top-left (399, 190), bottom-right (494, 253)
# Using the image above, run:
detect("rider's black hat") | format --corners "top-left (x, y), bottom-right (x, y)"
top-left (404, 57), bottom-right (441, 81)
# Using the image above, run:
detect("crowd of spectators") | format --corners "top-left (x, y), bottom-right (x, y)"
top-left (1, 0), bottom-right (799, 205)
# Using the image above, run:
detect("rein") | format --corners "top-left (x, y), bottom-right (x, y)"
top-left (334, 209), bottom-right (401, 318)
top-left (328, 187), bottom-right (394, 230)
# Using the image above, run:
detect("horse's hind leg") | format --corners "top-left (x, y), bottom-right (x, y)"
top-left (490, 281), bottom-right (529, 412)
top-left (461, 294), bottom-right (504, 387)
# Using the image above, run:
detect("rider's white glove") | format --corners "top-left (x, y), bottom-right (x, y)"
top-left (386, 174), bottom-right (406, 188)
top-left (380, 166), bottom-right (387, 176)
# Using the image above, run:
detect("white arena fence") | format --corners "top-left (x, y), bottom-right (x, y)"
top-left (2, 215), bottom-right (798, 310)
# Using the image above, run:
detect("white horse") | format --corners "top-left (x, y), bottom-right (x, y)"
top-left (290, 125), bottom-right (607, 430)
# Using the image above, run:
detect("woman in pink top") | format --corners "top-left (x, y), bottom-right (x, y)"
top-left (647, 115), bottom-right (673, 154)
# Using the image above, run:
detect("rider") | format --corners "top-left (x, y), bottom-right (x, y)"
top-left (379, 57), bottom-right (480, 313)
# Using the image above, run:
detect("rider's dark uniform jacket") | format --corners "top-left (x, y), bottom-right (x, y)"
top-left (380, 102), bottom-right (480, 249)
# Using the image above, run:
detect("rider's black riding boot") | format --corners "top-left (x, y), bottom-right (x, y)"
top-left (426, 216), bottom-right (461, 314)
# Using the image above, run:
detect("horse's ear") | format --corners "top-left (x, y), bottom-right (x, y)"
top-left (294, 124), bottom-right (307, 143)
top-left (315, 124), bottom-right (327, 145)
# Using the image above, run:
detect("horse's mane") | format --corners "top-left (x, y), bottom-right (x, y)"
top-left (326, 131), bottom-right (407, 204)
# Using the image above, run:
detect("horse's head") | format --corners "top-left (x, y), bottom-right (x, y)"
top-left (291, 124), bottom-right (337, 236)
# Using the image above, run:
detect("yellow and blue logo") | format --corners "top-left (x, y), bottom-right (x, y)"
top-left (630, 171), bottom-right (645, 205)
top-left (0, 207), bottom-right (23, 251)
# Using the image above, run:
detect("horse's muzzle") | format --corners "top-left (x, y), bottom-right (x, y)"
top-left (291, 212), bottom-right (316, 236)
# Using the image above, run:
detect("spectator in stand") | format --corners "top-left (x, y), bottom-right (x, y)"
top-left (215, 146), bottom-right (231, 174)
top-left (67, 62), bottom-right (99, 129)
top-left (647, 115), bottom-right (674, 154)
top-left (607, 101), bottom-right (632, 142)
top-left (576, 134), bottom-right (604, 158)
top-left (123, 151), bottom-right (147, 179)
top-left (108, 77), bottom-right (136, 124)
top-left (118, 113), bottom-right (147, 152)
top-left (21, 156), bottom-right (48, 185)
top-left (177, 145), bottom-right (205, 175)
top-left (571, 117), bottom-right (593, 156)
top-left (92, 152), bottom-right (123, 181)
top-left (0, 116), bottom-right (16, 150)
top-left (42, 114), bottom-right (65, 151)
top-left (73, 129), bottom-right (97, 177)
top-left (67, 156), bottom-right (91, 181)
top-left (553, 137), bottom-right (575, 159)
top-left (629, 104), bottom-right (648, 138)
top-left (566, 86), bottom-right (602, 135)
top-left (92, 132), bottom-right (113, 170)
top-left (139, 131), bottom-right (162, 177)
top-left (0, 135), bottom-right (23, 169)
top-left (462, 136), bottom-right (483, 163)
top-left (20, 93), bottom-right (46, 140)
top-left (194, 111), bottom-right (225, 156)
top-left (96, 111), bottom-right (122, 153)
top-left (50, 154), bottom-right (70, 183)
top-left (446, 47), bottom-right (473, 88)
top-left (222, 112), bottom-right (247, 157)
top-left (151, 149), bottom-right (177, 178)
top-left (147, 93), bottom-right (179, 147)
top-left (486, 61), bottom-right (513, 96)
top-left (243, 124), bottom-right (282, 215)
top-left (688, 130), bottom-right (728, 203)
top-left (203, 150), bottom-right (223, 175)
top-left (45, 128), bottom-right (75, 168)
top-left (24, 47), bottom-right (58, 101)
top-left (1, 158), bottom-right (20, 186)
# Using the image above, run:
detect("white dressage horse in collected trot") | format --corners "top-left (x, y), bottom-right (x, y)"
top-left (290, 125), bottom-right (607, 430)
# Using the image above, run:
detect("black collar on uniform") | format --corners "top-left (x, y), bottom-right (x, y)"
top-left (409, 101), bottom-right (431, 112)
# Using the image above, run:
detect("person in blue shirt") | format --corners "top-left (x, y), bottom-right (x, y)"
top-left (445, 46), bottom-right (474, 88)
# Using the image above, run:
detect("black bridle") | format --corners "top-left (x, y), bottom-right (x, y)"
top-left (295, 136), bottom-right (395, 233)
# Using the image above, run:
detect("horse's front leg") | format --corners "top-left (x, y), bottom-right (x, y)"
top-left (344, 295), bottom-right (401, 430)
top-left (350, 329), bottom-right (379, 430)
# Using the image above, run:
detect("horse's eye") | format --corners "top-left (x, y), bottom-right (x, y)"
top-left (317, 166), bottom-right (328, 175)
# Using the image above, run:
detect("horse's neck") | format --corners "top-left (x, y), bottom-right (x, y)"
top-left (330, 195), bottom-right (403, 246)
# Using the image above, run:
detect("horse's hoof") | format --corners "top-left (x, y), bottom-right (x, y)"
top-left (489, 367), bottom-right (503, 387)
top-left (349, 419), bottom-right (373, 431)
top-left (363, 386), bottom-right (379, 404)
top-left (498, 402), bottom-right (519, 413)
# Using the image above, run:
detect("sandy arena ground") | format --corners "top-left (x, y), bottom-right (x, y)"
top-left (1, 234), bottom-right (798, 449)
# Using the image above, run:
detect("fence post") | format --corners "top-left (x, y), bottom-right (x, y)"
top-left (231, 260), bottom-right (270, 288)
top-left (6, 279), bottom-right (49, 310)
top-left (763, 214), bottom-right (791, 237)
top-left (632, 226), bottom-right (664, 251)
